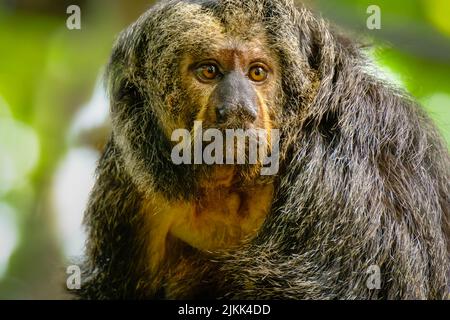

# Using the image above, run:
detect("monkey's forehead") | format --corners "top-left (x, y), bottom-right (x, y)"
top-left (145, 0), bottom-right (267, 40)
top-left (115, 0), bottom-right (303, 62)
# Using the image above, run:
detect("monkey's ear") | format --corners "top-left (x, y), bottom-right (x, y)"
top-left (104, 21), bottom-right (150, 113)
top-left (295, 8), bottom-right (361, 83)
top-left (300, 16), bottom-right (340, 80)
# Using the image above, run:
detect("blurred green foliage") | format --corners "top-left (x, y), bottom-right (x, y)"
top-left (0, 0), bottom-right (128, 298)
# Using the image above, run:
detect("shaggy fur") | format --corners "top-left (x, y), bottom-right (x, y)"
top-left (77, 0), bottom-right (450, 299)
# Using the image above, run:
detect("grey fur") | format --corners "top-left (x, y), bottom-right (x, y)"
top-left (77, 0), bottom-right (450, 299)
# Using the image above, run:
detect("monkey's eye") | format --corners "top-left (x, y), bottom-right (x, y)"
top-left (196, 64), bottom-right (221, 82)
top-left (248, 65), bottom-right (268, 82)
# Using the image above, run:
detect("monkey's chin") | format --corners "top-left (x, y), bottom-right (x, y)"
top-left (200, 119), bottom-right (259, 131)
top-left (195, 162), bottom-right (266, 189)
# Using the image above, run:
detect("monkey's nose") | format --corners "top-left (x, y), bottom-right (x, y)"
top-left (216, 103), bottom-right (258, 124)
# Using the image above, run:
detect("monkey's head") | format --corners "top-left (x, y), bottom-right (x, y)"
top-left (107, 0), bottom-right (326, 198)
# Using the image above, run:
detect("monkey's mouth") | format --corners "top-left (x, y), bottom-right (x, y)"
top-left (171, 106), bottom-right (276, 172)
top-left (186, 124), bottom-right (271, 168)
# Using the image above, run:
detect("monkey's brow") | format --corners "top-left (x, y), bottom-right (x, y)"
top-left (186, 45), bottom-right (274, 67)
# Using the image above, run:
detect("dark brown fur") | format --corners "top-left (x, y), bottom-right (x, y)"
top-left (77, 0), bottom-right (450, 299)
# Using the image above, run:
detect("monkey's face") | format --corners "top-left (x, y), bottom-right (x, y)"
top-left (174, 37), bottom-right (281, 181)
top-left (180, 40), bottom-right (280, 133)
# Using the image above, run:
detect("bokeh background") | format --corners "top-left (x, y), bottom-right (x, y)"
top-left (0, 0), bottom-right (449, 299)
